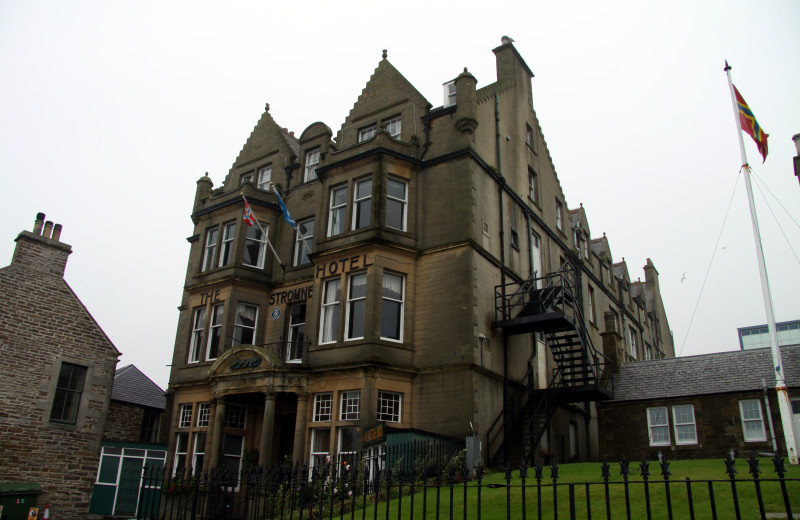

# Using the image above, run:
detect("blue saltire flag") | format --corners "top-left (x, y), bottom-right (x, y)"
top-left (273, 187), bottom-right (297, 228)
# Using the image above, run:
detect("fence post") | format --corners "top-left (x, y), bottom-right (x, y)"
top-left (772, 451), bottom-right (794, 520)
top-left (724, 452), bottom-right (742, 520)
top-left (746, 452), bottom-right (766, 520)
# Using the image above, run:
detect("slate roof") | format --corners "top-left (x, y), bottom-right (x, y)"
top-left (111, 365), bottom-right (166, 410)
top-left (610, 345), bottom-right (800, 402)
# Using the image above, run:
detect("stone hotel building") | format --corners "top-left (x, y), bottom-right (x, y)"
top-left (165, 38), bottom-right (674, 473)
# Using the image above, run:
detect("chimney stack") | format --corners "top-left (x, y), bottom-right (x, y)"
top-left (10, 212), bottom-right (72, 276)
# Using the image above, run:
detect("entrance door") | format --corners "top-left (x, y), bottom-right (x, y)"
top-left (114, 457), bottom-right (142, 515)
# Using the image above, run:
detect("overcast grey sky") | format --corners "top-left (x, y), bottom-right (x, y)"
top-left (2, 1), bottom-right (798, 389)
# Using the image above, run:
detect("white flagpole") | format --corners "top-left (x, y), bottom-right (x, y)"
top-left (241, 195), bottom-right (285, 270)
top-left (724, 62), bottom-right (798, 464)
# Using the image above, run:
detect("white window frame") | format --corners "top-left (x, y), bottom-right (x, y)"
top-left (232, 303), bottom-right (258, 346)
top-left (240, 172), bottom-right (253, 186)
top-left (202, 228), bottom-right (218, 271)
top-left (219, 222), bottom-right (236, 267)
top-left (443, 80), bottom-right (456, 108)
top-left (740, 400), bottom-right (768, 442)
top-left (328, 185), bottom-right (347, 237)
top-left (526, 124), bottom-right (533, 147)
top-left (340, 390), bottom-right (361, 421)
top-left (257, 165), bottom-right (272, 190)
top-left (319, 278), bottom-right (341, 344)
top-left (243, 222), bottom-right (267, 269)
top-left (352, 178), bottom-right (372, 230)
top-left (346, 272), bottom-right (367, 340)
top-left (188, 307), bottom-right (205, 363)
top-left (383, 116), bottom-right (401, 139)
top-left (309, 428), bottom-right (330, 471)
top-left (386, 178), bottom-right (408, 231)
top-left (629, 327), bottom-right (638, 359)
top-left (646, 406), bottom-right (670, 446)
top-left (173, 433), bottom-right (189, 476)
top-left (556, 199), bottom-right (564, 231)
top-left (196, 402), bottom-right (210, 427)
top-left (358, 124), bottom-right (377, 142)
top-left (304, 149), bottom-right (320, 182)
top-left (528, 169), bottom-right (539, 205)
top-left (206, 303), bottom-right (224, 361)
top-left (337, 426), bottom-right (359, 468)
top-left (294, 218), bottom-right (314, 266)
top-left (588, 286), bottom-right (596, 324)
top-left (179, 404), bottom-right (193, 428)
top-left (377, 391), bottom-right (402, 422)
top-left (380, 273), bottom-right (404, 342)
top-left (672, 405), bottom-right (698, 445)
top-left (313, 393), bottom-right (333, 422)
top-left (191, 432), bottom-right (206, 475)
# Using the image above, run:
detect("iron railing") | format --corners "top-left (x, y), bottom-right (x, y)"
top-left (137, 451), bottom-right (798, 520)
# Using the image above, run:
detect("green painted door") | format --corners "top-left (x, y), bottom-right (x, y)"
top-left (114, 457), bottom-right (142, 515)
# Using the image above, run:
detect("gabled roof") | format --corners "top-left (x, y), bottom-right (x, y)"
top-left (610, 345), bottom-right (800, 402)
top-left (111, 365), bottom-right (166, 410)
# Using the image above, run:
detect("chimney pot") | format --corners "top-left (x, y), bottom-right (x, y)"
top-left (43, 221), bottom-right (53, 239)
top-left (792, 133), bottom-right (800, 155)
top-left (52, 223), bottom-right (63, 242)
top-left (33, 213), bottom-right (45, 235)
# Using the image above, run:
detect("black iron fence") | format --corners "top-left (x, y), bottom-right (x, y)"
top-left (137, 450), bottom-right (798, 520)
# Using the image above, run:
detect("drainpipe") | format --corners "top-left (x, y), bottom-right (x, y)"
top-left (495, 92), bottom-right (511, 463)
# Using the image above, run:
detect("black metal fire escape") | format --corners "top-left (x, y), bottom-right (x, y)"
top-left (486, 262), bottom-right (614, 466)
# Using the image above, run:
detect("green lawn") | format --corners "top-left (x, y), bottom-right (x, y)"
top-left (345, 458), bottom-right (800, 520)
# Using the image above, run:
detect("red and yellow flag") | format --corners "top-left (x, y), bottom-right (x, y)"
top-left (734, 85), bottom-right (768, 162)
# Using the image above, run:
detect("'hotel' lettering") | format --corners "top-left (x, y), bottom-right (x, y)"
top-left (315, 254), bottom-right (373, 278)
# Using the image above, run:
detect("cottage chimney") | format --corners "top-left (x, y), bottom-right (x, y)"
top-left (11, 213), bottom-right (72, 277)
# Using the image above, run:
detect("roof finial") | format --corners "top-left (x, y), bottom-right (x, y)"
top-left (501, 35), bottom-right (515, 45)
top-left (382, 49), bottom-right (387, 59)
top-left (265, 103), bottom-right (270, 112)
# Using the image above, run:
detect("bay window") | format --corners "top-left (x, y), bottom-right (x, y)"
top-left (202, 228), bottom-right (218, 271)
top-left (346, 272), bottom-right (367, 340)
top-left (353, 178), bottom-right (372, 230)
top-left (320, 279), bottom-right (341, 344)
top-left (287, 303), bottom-right (306, 363)
top-left (328, 186), bottom-right (347, 237)
top-left (232, 303), bottom-right (258, 346)
top-left (206, 304), bottom-right (224, 360)
top-left (381, 273), bottom-right (404, 341)
top-left (243, 223), bottom-right (267, 268)
top-left (377, 391), bottom-right (402, 422)
top-left (386, 178), bottom-right (407, 231)
top-left (188, 307), bottom-right (205, 363)
top-left (313, 393), bottom-right (333, 422)
top-left (294, 218), bottom-right (314, 266)
top-left (340, 390), bottom-right (360, 420)
top-left (219, 222), bottom-right (236, 267)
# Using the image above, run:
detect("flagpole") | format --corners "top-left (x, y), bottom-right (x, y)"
top-left (724, 61), bottom-right (798, 464)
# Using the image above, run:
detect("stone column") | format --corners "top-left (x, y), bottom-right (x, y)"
top-left (292, 394), bottom-right (310, 465)
top-left (259, 392), bottom-right (277, 466)
top-left (209, 396), bottom-right (226, 468)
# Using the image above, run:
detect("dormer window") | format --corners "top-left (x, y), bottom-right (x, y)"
top-left (257, 165), bottom-right (272, 190)
top-left (358, 124), bottom-right (377, 142)
top-left (443, 81), bottom-right (456, 107)
top-left (304, 149), bottom-right (320, 182)
top-left (383, 117), bottom-right (401, 139)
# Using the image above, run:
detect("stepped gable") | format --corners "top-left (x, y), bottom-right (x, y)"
top-left (335, 53), bottom-right (430, 147)
top-left (111, 364), bottom-right (166, 410)
top-left (224, 104), bottom-right (300, 189)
